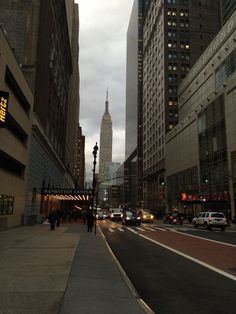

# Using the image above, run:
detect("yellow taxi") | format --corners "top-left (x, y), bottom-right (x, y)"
top-left (138, 209), bottom-right (154, 223)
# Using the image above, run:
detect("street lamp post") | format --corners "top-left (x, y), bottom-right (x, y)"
top-left (92, 142), bottom-right (99, 234)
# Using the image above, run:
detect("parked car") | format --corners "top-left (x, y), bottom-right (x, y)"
top-left (122, 210), bottom-right (141, 225)
top-left (164, 212), bottom-right (184, 224)
top-left (192, 211), bottom-right (227, 231)
top-left (138, 209), bottom-right (154, 223)
top-left (109, 208), bottom-right (123, 221)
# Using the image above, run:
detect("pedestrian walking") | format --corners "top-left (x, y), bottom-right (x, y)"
top-left (87, 211), bottom-right (94, 232)
top-left (82, 210), bottom-right (87, 224)
top-left (48, 209), bottom-right (57, 230)
top-left (56, 209), bottom-right (61, 227)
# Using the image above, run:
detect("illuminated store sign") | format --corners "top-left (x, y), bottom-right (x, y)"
top-left (0, 90), bottom-right (9, 126)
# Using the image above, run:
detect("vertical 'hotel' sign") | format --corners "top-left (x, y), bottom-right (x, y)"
top-left (0, 90), bottom-right (9, 127)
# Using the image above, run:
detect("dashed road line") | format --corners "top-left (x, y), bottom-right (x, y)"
top-left (144, 227), bottom-right (156, 231)
top-left (136, 227), bottom-right (146, 231)
top-left (118, 228), bottom-right (125, 232)
top-left (126, 227), bottom-right (138, 234)
top-left (154, 227), bottom-right (167, 231)
top-left (108, 228), bottom-right (115, 233)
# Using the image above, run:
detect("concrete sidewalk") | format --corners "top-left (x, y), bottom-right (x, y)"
top-left (0, 222), bottom-right (149, 314)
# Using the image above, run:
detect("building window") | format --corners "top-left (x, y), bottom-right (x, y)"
top-left (0, 149), bottom-right (25, 177)
top-left (0, 195), bottom-right (14, 215)
top-left (215, 49), bottom-right (236, 89)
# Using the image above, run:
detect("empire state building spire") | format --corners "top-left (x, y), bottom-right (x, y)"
top-left (105, 88), bottom-right (109, 114)
top-left (99, 90), bottom-right (113, 175)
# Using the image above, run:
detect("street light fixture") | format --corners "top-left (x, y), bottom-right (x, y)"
top-left (92, 142), bottom-right (99, 234)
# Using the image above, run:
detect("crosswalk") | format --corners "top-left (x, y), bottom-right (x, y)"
top-left (105, 224), bottom-right (236, 234)
top-left (106, 225), bottom-right (191, 234)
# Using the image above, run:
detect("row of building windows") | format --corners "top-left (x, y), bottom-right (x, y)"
top-left (167, 9), bottom-right (189, 17)
top-left (215, 48), bottom-right (236, 89)
top-left (168, 20), bottom-right (189, 28)
top-left (167, 0), bottom-right (189, 5)
top-left (168, 41), bottom-right (190, 49)
top-left (168, 63), bottom-right (190, 71)
top-left (168, 30), bottom-right (189, 38)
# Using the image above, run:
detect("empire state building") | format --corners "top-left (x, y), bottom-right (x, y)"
top-left (99, 91), bottom-right (113, 176)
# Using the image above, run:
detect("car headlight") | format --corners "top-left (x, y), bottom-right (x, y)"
top-left (143, 215), bottom-right (147, 218)
top-left (137, 217), bottom-right (141, 220)
top-left (111, 214), bottom-right (114, 217)
top-left (151, 215), bottom-right (154, 219)
top-left (126, 217), bottom-right (131, 220)
top-left (121, 213), bottom-right (123, 217)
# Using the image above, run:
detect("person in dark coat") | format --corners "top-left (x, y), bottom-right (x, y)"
top-left (87, 211), bottom-right (94, 232)
top-left (56, 209), bottom-right (61, 228)
top-left (48, 209), bottom-right (57, 230)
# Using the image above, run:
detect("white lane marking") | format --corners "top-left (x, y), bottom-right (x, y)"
top-left (154, 227), bottom-right (167, 231)
top-left (175, 230), bottom-right (236, 248)
top-left (138, 233), bottom-right (236, 282)
top-left (136, 227), bottom-right (146, 231)
top-left (144, 227), bottom-right (156, 231)
top-left (118, 228), bottom-right (125, 232)
top-left (108, 228), bottom-right (115, 233)
top-left (176, 227), bottom-right (190, 231)
top-left (126, 227), bottom-right (138, 234)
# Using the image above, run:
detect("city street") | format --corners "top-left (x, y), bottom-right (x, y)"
top-left (98, 219), bottom-right (236, 314)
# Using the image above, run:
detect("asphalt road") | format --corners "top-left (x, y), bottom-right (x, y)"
top-left (98, 220), bottom-right (236, 314)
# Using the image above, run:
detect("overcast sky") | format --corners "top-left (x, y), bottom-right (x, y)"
top-left (76, 0), bottom-right (134, 181)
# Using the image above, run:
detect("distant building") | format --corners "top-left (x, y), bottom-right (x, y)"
top-left (142, 0), bottom-right (221, 210)
top-left (99, 90), bottom-right (113, 176)
top-left (0, 28), bottom-right (33, 228)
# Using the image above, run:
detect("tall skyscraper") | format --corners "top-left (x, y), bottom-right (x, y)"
top-left (99, 91), bottom-right (113, 176)
top-left (125, 0), bottom-right (149, 207)
top-left (142, 0), bottom-right (221, 210)
top-left (0, 0), bottom-right (80, 222)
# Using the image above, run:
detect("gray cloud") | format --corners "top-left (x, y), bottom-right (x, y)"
top-left (77, 0), bottom-right (133, 181)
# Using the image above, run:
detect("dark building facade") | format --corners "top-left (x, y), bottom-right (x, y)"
top-left (75, 125), bottom-right (85, 189)
top-left (142, 0), bottom-right (222, 210)
top-left (0, 0), bottom-right (80, 222)
top-left (166, 11), bottom-right (236, 220)
top-left (0, 27), bottom-right (33, 228)
top-left (125, 0), bottom-right (149, 208)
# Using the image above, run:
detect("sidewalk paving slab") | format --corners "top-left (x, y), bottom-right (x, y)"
top-left (0, 222), bottom-right (149, 314)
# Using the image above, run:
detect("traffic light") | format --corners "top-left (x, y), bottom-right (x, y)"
top-left (159, 176), bottom-right (165, 186)
top-left (202, 174), bottom-right (209, 184)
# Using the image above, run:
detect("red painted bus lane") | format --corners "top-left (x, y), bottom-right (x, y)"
top-left (140, 230), bottom-right (236, 278)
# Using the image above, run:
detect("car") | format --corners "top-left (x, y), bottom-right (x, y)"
top-left (102, 210), bottom-right (109, 219)
top-left (192, 211), bottom-right (227, 231)
top-left (138, 209), bottom-right (154, 223)
top-left (122, 210), bottom-right (141, 225)
top-left (109, 208), bottom-right (123, 221)
top-left (95, 209), bottom-right (105, 220)
top-left (164, 212), bottom-right (184, 224)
